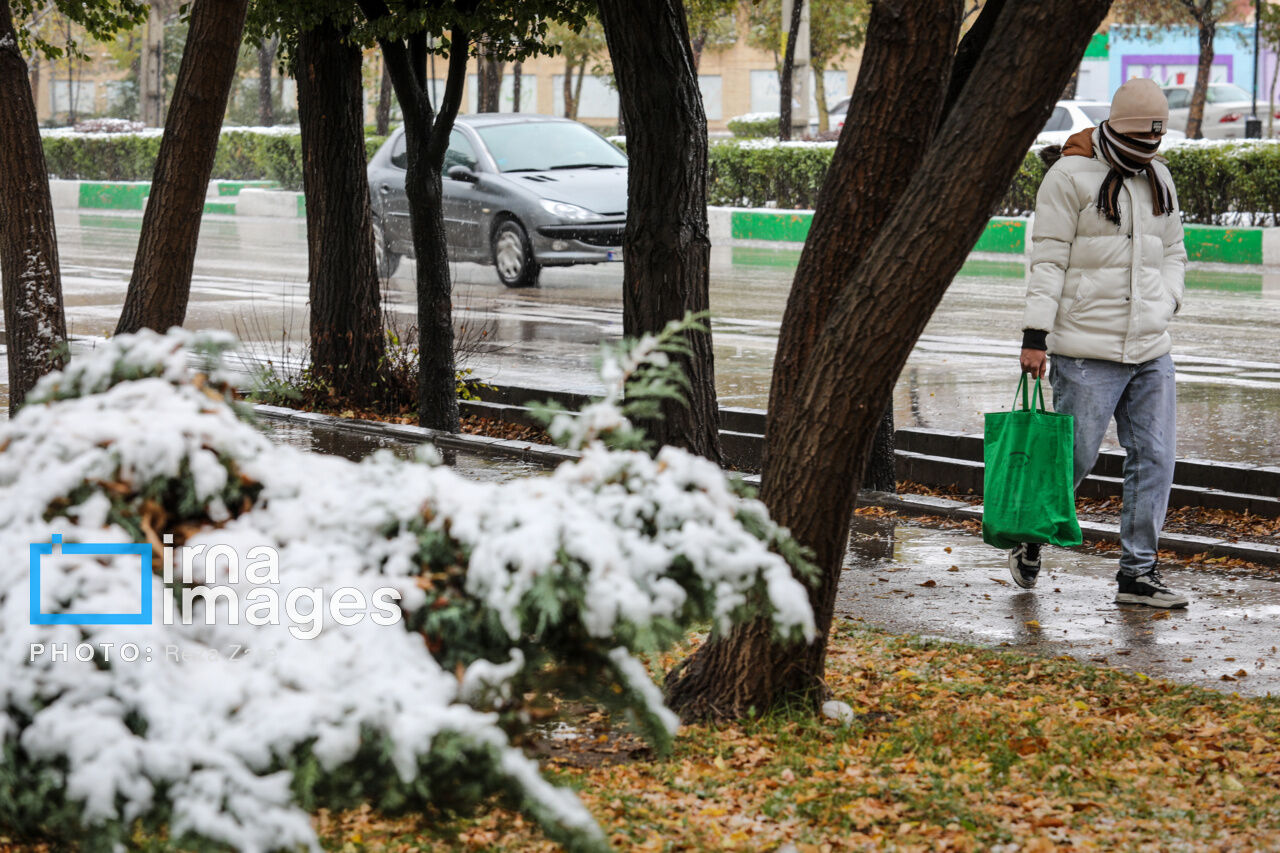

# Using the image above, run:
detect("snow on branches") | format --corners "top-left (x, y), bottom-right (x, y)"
top-left (0, 328), bottom-right (815, 851)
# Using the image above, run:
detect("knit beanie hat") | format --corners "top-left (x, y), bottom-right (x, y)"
top-left (1108, 78), bottom-right (1170, 135)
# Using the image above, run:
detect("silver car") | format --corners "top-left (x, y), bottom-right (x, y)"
top-left (1162, 83), bottom-right (1255, 139)
top-left (367, 114), bottom-right (628, 288)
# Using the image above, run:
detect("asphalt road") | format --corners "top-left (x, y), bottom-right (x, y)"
top-left (6, 210), bottom-right (1280, 467)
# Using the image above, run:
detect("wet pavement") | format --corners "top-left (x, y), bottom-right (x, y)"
top-left (258, 415), bottom-right (1280, 699)
top-left (7, 210), bottom-right (1277, 466)
top-left (838, 515), bottom-right (1280, 698)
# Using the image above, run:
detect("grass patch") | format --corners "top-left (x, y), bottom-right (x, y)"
top-left (309, 624), bottom-right (1280, 851)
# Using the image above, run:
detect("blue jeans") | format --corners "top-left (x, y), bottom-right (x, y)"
top-left (1049, 354), bottom-right (1177, 577)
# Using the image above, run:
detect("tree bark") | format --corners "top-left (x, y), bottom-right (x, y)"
top-left (296, 20), bottom-right (386, 406)
top-left (0, 0), bottom-right (67, 412)
top-left (778, 0), bottom-right (804, 140)
top-left (1187, 16), bottom-right (1215, 140)
top-left (258, 37), bottom-right (275, 126)
top-left (563, 59), bottom-right (577, 117)
top-left (512, 61), bottom-right (522, 112)
top-left (598, 0), bottom-right (723, 464)
top-left (477, 45), bottom-right (502, 112)
top-left (665, 0), bottom-right (1112, 720)
top-left (140, 4), bottom-right (164, 126)
top-left (364, 17), bottom-right (468, 432)
top-left (115, 0), bottom-right (249, 334)
top-left (376, 61), bottom-right (393, 133)
top-left (813, 64), bottom-right (828, 132)
top-left (865, 406), bottom-right (896, 493)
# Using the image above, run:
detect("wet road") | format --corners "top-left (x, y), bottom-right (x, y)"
top-left (9, 210), bottom-right (1280, 465)
top-left (839, 514), bottom-right (1280, 698)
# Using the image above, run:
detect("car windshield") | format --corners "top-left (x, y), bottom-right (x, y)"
top-left (1208, 84), bottom-right (1250, 103)
top-left (477, 121), bottom-right (628, 172)
top-left (1079, 104), bottom-right (1110, 124)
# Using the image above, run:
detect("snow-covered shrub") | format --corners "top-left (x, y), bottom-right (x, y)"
top-left (0, 329), bottom-right (816, 851)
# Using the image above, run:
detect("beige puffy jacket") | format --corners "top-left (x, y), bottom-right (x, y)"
top-left (1023, 128), bottom-right (1187, 364)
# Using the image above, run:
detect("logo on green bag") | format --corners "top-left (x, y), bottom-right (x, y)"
top-left (1007, 451), bottom-right (1030, 470)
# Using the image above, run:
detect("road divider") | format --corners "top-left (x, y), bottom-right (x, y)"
top-left (45, 181), bottom-right (1273, 266)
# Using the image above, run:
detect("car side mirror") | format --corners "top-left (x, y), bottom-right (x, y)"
top-left (447, 165), bottom-right (479, 183)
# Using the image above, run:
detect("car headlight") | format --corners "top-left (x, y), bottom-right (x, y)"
top-left (539, 199), bottom-right (604, 221)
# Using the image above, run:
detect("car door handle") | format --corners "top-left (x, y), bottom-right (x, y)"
top-left (379, 184), bottom-right (391, 194)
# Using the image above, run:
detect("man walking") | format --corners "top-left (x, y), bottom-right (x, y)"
top-left (1013, 77), bottom-right (1188, 608)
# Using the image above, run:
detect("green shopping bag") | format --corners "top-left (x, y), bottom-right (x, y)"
top-left (982, 374), bottom-right (1083, 550)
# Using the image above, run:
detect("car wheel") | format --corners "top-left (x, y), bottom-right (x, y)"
top-left (373, 217), bottom-right (401, 279)
top-left (492, 219), bottom-right (540, 288)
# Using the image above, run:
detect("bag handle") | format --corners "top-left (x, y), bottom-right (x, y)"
top-left (1012, 373), bottom-right (1048, 413)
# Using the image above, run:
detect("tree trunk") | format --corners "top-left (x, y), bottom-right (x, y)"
top-left (140, 4), bottom-right (164, 126)
top-left (258, 37), bottom-right (275, 126)
top-left (1269, 45), bottom-right (1279, 138)
top-left (563, 59), bottom-right (578, 118)
top-left (404, 103), bottom-right (460, 431)
top-left (573, 58), bottom-right (586, 118)
top-left (512, 61), bottom-right (522, 112)
top-left (813, 64), bottom-right (828, 132)
top-left (115, 0), bottom-right (249, 334)
top-left (0, 0), bottom-right (67, 412)
top-left (1187, 18), bottom-right (1215, 140)
top-left (1062, 67), bottom-right (1079, 100)
top-left (376, 61), bottom-right (393, 133)
top-left (477, 46), bottom-right (502, 112)
top-left (865, 406), bottom-right (896, 493)
top-left (778, 0), bottom-right (804, 140)
top-left (371, 24), bottom-right (469, 432)
top-left (28, 52), bottom-right (39, 118)
top-left (597, 0), bottom-right (723, 464)
top-left (665, 0), bottom-right (1110, 720)
top-left (296, 20), bottom-right (385, 406)
top-left (691, 31), bottom-right (707, 72)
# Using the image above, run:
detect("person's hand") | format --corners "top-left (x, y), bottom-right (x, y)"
top-left (1020, 348), bottom-right (1048, 378)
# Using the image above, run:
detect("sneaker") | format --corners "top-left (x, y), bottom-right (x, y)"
top-left (1115, 568), bottom-right (1189, 608)
top-left (1008, 543), bottom-right (1042, 589)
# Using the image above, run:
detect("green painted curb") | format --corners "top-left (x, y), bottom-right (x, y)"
top-left (1183, 225), bottom-right (1263, 265)
top-left (730, 210), bottom-right (813, 242)
top-left (728, 210), bottom-right (1028, 254)
top-left (79, 182), bottom-right (150, 211)
top-left (972, 218), bottom-right (1026, 254)
top-left (215, 180), bottom-right (279, 197)
top-left (203, 201), bottom-right (236, 215)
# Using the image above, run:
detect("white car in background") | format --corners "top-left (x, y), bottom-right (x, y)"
top-left (1162, 83), bottom-right (1255, 139)
top-left (1035, 99), bottom-right (1187, 146)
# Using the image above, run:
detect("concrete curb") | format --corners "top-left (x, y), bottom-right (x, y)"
top-left (253, 404), bottom-right (581, 467)
top-left (49, 179), bottom-right (282, 217)
top-left (254, 403), bottom-right (1280, 568)
top-left (715, 207), bottom-right (1270, 266)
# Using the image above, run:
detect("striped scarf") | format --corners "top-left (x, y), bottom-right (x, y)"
top-left (1095, 120), bottom-right (1175, 227)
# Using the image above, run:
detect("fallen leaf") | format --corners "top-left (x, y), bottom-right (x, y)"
top-left (919, 580), bottom-right (937, 588)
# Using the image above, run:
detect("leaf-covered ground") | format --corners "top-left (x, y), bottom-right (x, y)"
top-left (313, 625), bottom-right (1280, 852)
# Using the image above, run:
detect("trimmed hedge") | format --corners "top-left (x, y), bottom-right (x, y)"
top-left (726, 113), bottom-right (779, 139)
top-left (41, 130), bottom-right (389, 191)
top-left (707, 140), bottom-right (1280, 225)
top-left (708, 142), bottom-right (836, 210)
top-left (42, 130), bottom-right (1280, 227)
